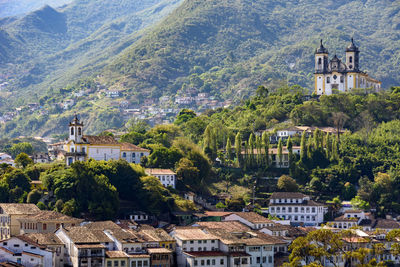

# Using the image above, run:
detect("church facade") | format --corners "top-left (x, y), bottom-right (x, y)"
top-left (314, 39), bottom-right (381, 95)
top-left (64, 115), bottom-right (150, 166)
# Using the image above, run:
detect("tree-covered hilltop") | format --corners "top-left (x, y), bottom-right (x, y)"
top-left (169, 86), bottom-right (400, 216)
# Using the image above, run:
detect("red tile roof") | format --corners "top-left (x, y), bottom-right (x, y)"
top-left (145, 169), bottom-right (176, 175)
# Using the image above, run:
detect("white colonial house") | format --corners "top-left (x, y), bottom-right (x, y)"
top-left (170, 228), bottom-right (222, 266)
top-left (0, 236), bottom-right (54, 267)
top-left (145, 169), bottom-right (176, 188)
top-left (63, 115), bottom-right (149, 166)
top-left (268, 192), bottom-right (327, 226)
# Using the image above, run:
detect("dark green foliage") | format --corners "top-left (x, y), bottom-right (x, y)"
top-left (10, 143), bottom-right (33, 158)
top-left (15, 153), bottom-right (33, 168)
top-left (27, 189), bottom-right (42, 204)
top-left (175, 109), bottom-right (197, 125)
top-left (147, 146), bottom-right (183, 169)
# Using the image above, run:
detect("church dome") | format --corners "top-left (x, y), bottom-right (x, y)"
top-left (346, 38), bottom-right (359, 52)
top-left (315, 39), bottom-right (328, 54)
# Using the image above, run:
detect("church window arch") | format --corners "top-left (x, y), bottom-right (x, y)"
top-left (349, 56), bottom-right (353, 63)
top-left (78, 127), bottom-right (82, 135)
top-left (122, 152), bottom-right (127, 158)
top-left (327, 77), bottom-right (330, 83)
top-left (318, 58), bottom-right (322, 65)
top-left (71, 127), bottom-right (74, 135)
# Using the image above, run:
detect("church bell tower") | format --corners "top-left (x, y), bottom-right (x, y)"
top-left (345, 38), bottom-right (360, 72)
top-left (68, 115), bottom-right (83, 143)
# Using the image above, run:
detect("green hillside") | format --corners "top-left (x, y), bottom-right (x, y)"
top-left (1, 0), bottom-right (400, 138)
top-left (105, 0), bottom-right (400, 100)
top-left (0, 0), bottom-right (183, 99)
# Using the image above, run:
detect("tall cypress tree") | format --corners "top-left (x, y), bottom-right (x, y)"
top-left (307, 135), bottom-right (313, 160)
top-left (278, 138), bottom-right (283, 167)
top-left (226, 136), bottom-right (232, 161)
top-left (300, 131), bottom-right (306, 162)
top-left (249, 133), bottom-right (255, 168)
top-left (235, 132), bottom-right (242, 167)
top-left (262, 132), bottom-right (270, 168)
top-left (256, 135), bottom-right (262, 166)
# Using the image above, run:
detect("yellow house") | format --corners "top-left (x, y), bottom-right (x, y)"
top-left (105, 251), bottom-right (129, 267)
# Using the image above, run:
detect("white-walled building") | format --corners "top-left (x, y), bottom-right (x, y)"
top-left (145, 169), bottom-right (176, 188)
top-left (268, 192), bottom-right (327, 226)
top-left (55, 226), bottom-right (112, 267)
top-left (0, 236), bottom-right (54, 267)
top-left (170, 228), bottom-right (220, 266)
top-left (64, 115), bottom-right (149, 166)
top-left (314, 39), bottom-right (381, 95)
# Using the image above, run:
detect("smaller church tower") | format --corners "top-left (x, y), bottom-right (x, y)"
top-left (315, 39), bottom-right (329, 73)
top-left (68, 115), bottom-right (83, 143)
top-left (345, 38), bottom-right (360, 72)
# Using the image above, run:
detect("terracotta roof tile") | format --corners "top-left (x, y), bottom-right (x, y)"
top-left (270, 192), bottom-right (307, 199)
top-left (173, 228), bottom-right (217, 241)
top-left (121, 143), bottom-right (149, 152)
top-left (145, 169), bottom-right (176, 175)
top-left (0, 204), bottom-right (40, 215)
top-left (18, 211), bottom-right (83, 223)
top-left (83, 135), bottom-right (119, 145)
top-left (63, 226), bottom-right (112, 243)
top-left (229, 212), bottom-right (273, 224)
top-left (106, 251), bottom-right (129, 258)
top-left (84, 221), bottom-right (121, 230)
top-left (194, 221), bottom-right (250, 232)
top-left (23, 233), bottom-right (63, 246)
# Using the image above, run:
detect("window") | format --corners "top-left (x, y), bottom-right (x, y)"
top-left (257, 257), bottom-right (261, 263)
top-left (327, 77), bottom-right (330, 83)
top-left (131, 262), bottom-right (136, 267)
top-left (212, 260), bottom-right (215, 265)
top-left (121, 261), bottom-right (125, 267)
top-left (107, 261), bottom-right (112, 267)
top-left (13, 244), bottom-right (19, 247)
top-left (201, 260), bottom-right (205, 266)
top-left (123, 152), bottom-right (126, 158)
top-left (269, 256), bottom-right (273, 263)
top-left (220, 259), bottom-right (224, 265)
top-left (78, 127), bottom-right (82, 135)
top-left (206, 259), bottom-right (210, 265)
top-left (138, 261), bottom-right (142, 267)
top-left (318, 58), bottom-right (322, 65)
top-left (143, 261), bottom-right (148, 266)
top-left (82, 147), bottom-right (85, 153)
top-left (234, 258), bottom-right (240, 265)
top-left (194, 260), bottom-right (198, 266)
top-left (71, 127), bottom-right (74, 135)
top-left (340, 76), bottom-right (344, 83)
top-left (114, 261), bottom-right (119, 267)
top-left (71, 148), bottom-right (74, 153)
top-left (349, 56), bottom-right (353, 63)
top-left (43, 223), bottom-right (47, 230)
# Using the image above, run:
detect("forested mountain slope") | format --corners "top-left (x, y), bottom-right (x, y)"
top-left (0, 0), bottom-right (183, 99)
top-left (104, 0), bottom-right (400, 100)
